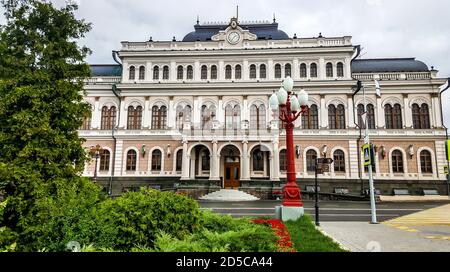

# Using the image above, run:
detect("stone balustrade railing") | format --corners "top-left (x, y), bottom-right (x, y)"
top-left (353, 72), bottom-right (433, 81)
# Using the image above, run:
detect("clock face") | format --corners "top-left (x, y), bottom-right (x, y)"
top-left (227, 32), bottom-right (241, 45)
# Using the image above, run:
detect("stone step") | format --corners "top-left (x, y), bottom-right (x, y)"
top-left (199, 189), bottom-right (260, 201)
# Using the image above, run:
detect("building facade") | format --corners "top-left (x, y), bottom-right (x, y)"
top-left (81, 17), bottom-right (448, 198)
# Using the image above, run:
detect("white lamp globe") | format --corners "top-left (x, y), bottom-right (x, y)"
top-left (269, 92), bottom-right (279, 110)
top-left (298, 89), bottom-right (309, 107)
top-left (277, 87), bottom-right (288, 105)
top-left (290, 95), bottom-right (300, 112)
top-left (282, 76), bottom-right (294, 92)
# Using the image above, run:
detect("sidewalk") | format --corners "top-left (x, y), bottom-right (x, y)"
top-left (319, 222), bottom-right (450, 252)
top-left (319, 204), bottom-right (450, 252)
top-left (380, 195), bottom-right (450, 202)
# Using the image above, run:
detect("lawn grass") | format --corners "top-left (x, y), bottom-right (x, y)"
top-left (284, 215), bottom-right (347, 252)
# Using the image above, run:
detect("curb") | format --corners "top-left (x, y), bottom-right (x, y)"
top-left (315, 226), bottom-right (351, 252)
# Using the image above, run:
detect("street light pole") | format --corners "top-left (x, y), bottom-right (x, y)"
top-left (90, 144), bottom-right (103, 184)
top-left (270, 77), bottom-right (309, 221)
top-left (362, 85), bottom-right (378, 224)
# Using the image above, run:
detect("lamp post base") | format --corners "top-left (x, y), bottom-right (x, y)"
top-left (275, 205), bottom-right (304, 222)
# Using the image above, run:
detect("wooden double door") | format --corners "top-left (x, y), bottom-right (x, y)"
top-left (224, 162), bottom-right (240, 188)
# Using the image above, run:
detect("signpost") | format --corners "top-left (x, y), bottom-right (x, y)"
top-left (314, 157), bottom-right (333, 226)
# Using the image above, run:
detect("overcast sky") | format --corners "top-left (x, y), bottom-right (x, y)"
top-left (2, 0), bottom-right (450, 127)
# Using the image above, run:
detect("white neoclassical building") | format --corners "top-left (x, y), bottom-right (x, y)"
top-left (80, 17), bottom-right (449, 198)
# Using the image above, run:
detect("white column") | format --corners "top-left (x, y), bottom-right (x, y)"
top-left (320, 96), bottom-right (328, 128)
top-left (170, 61), bottom-right (176, 82)
top-left (210, 140), bottom-right (220, 180)
top-left (181, 139), bottom-right (190, 180)
top-left (119, 98), bottom-right (127, 129)
top-left (122, 63), bottom-right (129, 82)
top-left (319, 58), bottom-right (325, 80)
top-left (348, 140), bottom-right (359, 179)
top-left (272, 139), bottom-right (280, 181)
top-left (403, 95), bottom-right (411, 128)
top-left (268, 59), bottom-right (274, 80)
top-left (114, 140), bottom-right (124, 177)
top-left (217, 97), bottom-right (224, 123)
top-left (143, 98), bottom-right (150, 129)
top-left (168, 98), bottom-right (175, 129)
top-left (345, 57), bottom-right (351, 79)
top-left (347, 95), bottom-right (355, 128)
top-left (194, 61), bottom-right (200, 81)
top-left (92, 99), bottom-right (100, 129)
top-left (243, 60), bottom-right (249, 80)
top-left (192, 96), bottom-right (200, 129)
top-left (435, 140), bottom-right (447, 180)
top-left (189, 155), bottom-right (195, 180)
top-left (146, 61), bottom-right (152, 82)
top-left (242, 140), bottom-right (250, 180)
top-left (293, 58), bottom-right (299, 80)
top-left (432, 96), bottom-right (441, 127)
top-left (376, 96), bottom-right (384, 128)
top-left (242, 96), bottom-right (248, 122)
top-left (218, 60), bottom-right (225, 81)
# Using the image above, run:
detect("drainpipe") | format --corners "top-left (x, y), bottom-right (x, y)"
top-left (350, 45), bottom-right (364, 195)
top-left (109, 50), bottom-right (122, 196)
top-left (439, 78), bottom-right (450, 195)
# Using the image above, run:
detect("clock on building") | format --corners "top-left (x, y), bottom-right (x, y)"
top-left (227, 32), bottom-right (241, 45)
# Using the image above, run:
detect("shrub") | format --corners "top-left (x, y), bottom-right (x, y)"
top-left (89, 188), bottom-right (202, 250)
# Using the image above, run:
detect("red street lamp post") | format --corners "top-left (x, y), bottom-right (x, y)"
top-left (270, 77), bottom-right (309, 220)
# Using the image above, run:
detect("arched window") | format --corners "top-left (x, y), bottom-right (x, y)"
top-left (328, 104), bottom-right (345, 129)
top-left (259, 64), bottom-right (266, 79)
top-left (129, 66), bottom-right (135, 80)
top-left (413, 103), bottom-right (430, 129)
top-left (176, 105), bottom-right (191, 131)
top-left (357, 104), bottom-right (375, 129)
top-left (252, 148), bottom-right (264, 171)
top-left (81, 110), bottom-right (91, 130)
top-left (306, 150), bottom-right (317, 172)
top-left (337, 62), bottom-right (344, 77)
top-left (225, 105), bottom-right (241, 131)
top-left (285, 63), bottom-right (291, 77)
top-left (126, 150), bottom-right (137, 171)
top-left (162, 66), bottom-right (169, 80)
top-left (127, 105), bottom-right (142, 130)
top-left (275, 64), bottom-right (281, 78)
top-left (300, 63), bottom-right (307, 78)
top-left (186, 65), bottom-right (193, 80)
top-left (250, 64), bottom-right (256, 79)
top-left (177, 65), bottom-right (184, 80)
top-left (99, 149), bottom-right (110, 171)
top-left (201, 65), bottom-right (208, 79)
top-left (235, 65), bottom-right (242, 79)
top-left (101, 106), bottom-right (116, 130)
top-left (225, 65), bottom-right (232, 79)
top-left (333, 150), bottom-right (345, 173)
top-left (151, 149), bottom-right (162, 171)
top-left (176, 149), bottom-right (183, 172)
top-left (210, 65), bottom-right (217, 79)
top-left (302, 104), bottom-right (319, 129)
top-left (201, 105), bottom-right (216, 130)
top-left (153, 66), bottom-right (159, 80)
top-left (385, 104), bottom-right (403, 129)
top-left (279, 149), bottom-right (287, 172)
top-left (310, 63), bottom-right (318, 78)
top-left (392, 150), bottom-right (404, 173)
top-left (420, 150), bottom-right (432, 174)
top-left (326, 63), bottom-right (333, 77)
top-left (151, 105), bottom-right (167, 130)
top-left (250, 104), bottom-right (266, 131)
top-left (139, 66), bottom-right (145, 80)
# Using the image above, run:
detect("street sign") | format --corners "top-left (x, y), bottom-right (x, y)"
top-left (363, 144), bottom-right (371, 166)
top-left (322, 164), bottom-right (330, 173)
top-left (317, 158), bottom-right (333, 164)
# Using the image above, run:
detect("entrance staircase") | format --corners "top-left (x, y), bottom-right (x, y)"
top-left (199, 189), bottom-right (260, 201)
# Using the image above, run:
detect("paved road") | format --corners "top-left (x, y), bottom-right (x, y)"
top-left (199, 200), bottom-right (448, 222)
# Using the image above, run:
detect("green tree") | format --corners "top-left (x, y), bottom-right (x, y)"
top-left (0, 0), bottom-right (97, 250)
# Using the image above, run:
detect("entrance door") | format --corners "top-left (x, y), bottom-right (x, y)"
top-left (224, 162), bottom-right (240, 188)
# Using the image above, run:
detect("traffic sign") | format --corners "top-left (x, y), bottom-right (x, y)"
top-left (317, 158), bottom-right (333, 164)
top-left (363, 144), bottom-right (371, 166)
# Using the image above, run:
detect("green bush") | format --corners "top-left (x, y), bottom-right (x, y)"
top-left (88, 188), bottom-right (202, 250)
top-left (0, 177), bottom-right (105, 252)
